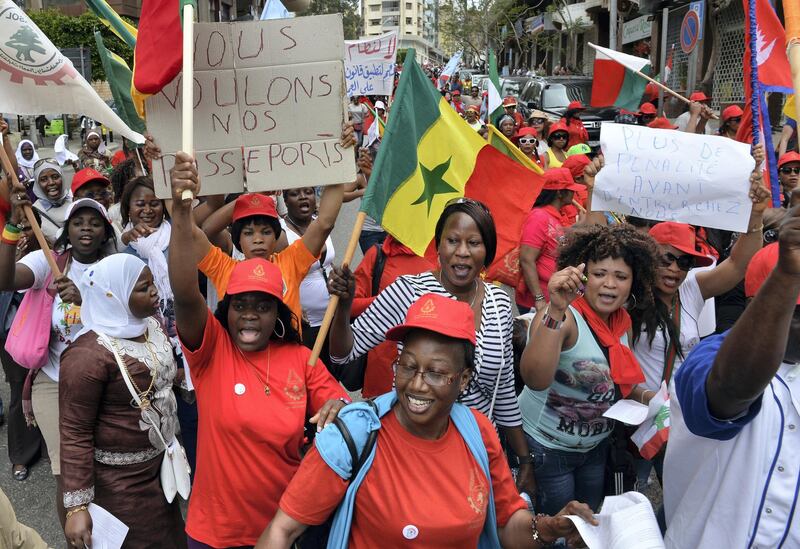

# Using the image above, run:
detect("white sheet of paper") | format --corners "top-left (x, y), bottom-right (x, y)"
top-left (567, 492), bottom-right (665, 549)
top-left (592, 123), bottom-right (755, 232)
top-left (602, 399), bottom-right (649, 425)
top-left (87, 503), bottom-right (128, 549)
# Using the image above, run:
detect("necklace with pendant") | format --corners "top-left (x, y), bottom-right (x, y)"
top-left (237, 346), bottom-right (272, 396)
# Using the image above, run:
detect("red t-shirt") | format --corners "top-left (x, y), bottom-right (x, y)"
top-left (351, 237), bottom-right (434, 397)
top-left (517, 206), bottom-right (564, 307)
top-left (181, 310), bottom-right (348, 547)
top-left (280, 408), bottom-right (526, 547)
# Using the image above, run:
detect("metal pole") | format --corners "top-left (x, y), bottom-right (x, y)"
top-left (686, 48), bottom-right (698, 97)
top-left (659, 7), bottom-right (669, 115)
top-left (609, 0), bottom-right (618, 50)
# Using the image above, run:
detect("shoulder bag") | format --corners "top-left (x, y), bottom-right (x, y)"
top-left (98, 332), bottom-right (191, 503)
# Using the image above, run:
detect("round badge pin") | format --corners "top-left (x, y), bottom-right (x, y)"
top-left (234, 383), bottom-right (246, 395)
top-left (402, 525), bottom-right (419, 540)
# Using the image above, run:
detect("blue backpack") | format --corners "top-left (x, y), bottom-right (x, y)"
top-left (314, 391), bottom-right (502, 549)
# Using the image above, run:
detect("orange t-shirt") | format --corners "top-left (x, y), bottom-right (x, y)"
top-left (280, 409), bottom-right (527, 547)
top-left (198, 240), bottom-right (316, 328)
top-left (182, 309), bottom-right (347, 547)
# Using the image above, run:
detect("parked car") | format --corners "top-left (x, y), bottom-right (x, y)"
top-left (469, 74), bottom-right (487, 89)
top-left (481, 75), bottom-right (534, 119)
top-left (519, 76), bottom-right (619, 147)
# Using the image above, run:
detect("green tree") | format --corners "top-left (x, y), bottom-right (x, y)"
top-left (300, 0), bottom-right (362, 40)
top-left (27, 8), bottom-right (134, 82)
top-left (438, 0), bottom-right (528, 60)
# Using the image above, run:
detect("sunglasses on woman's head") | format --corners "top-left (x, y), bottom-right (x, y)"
top-left (660, 252), bottom-right (695, 271)
top-left (518, 138), bottom-right (537, 144)
top-left (780, 166), bottom-right (800, 175)
top-left (33, 158), bottom-right (58, 169)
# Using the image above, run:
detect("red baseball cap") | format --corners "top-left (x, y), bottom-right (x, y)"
top-left (225, 258), bottom-right (286, 301)
top-left (644, 82), bottom-right (659, 101)
top-left (502, 96), bottom-right (518, 107)
top-left (548, 120), bottom-right (570, 137)
top-left (647, 117), bottom-right (678, 130)
top-left (639, 102), bottom-right (657, 115)
top-left (562, 154), bottom-right (591, 180)
top-left (466, 104), bottom-right (480, 113)
top-left (689, 91), bottom-right (709, 102)
top-left (385, 293), bottom-right (476, 345)
top-left (778, 151), bottom-right (800, 168)
top-left (745, 243), bottom-right (800, 303)
top-left (232, 194), bottom-right (279, 222)
top-left (71, 168), bottom-right (110, 194)
top-left (567, 101), bottom-right (585, 111)
top-left (516, 127), bottom-right (538, 138)
top-left (722, 105), bottom-right (744, 122)
top-left (543, 168), bottom-right (584, 192)
top-left (649, 222), bottom-right (714, 267)
top-left (452, 90), bottom-right (461, 96)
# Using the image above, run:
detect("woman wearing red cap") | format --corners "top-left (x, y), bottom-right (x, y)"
top-left (628, 161), bottom-right (769, 485)
top-left (517, 168), bottom-right (584, 315)
top-left (543, 122), bottom-right (570, 169)
top-left (515, 127), bottom-right (544, 168)
top-left (168, 162), bottom-right (349, 548)
top-left (327, 198), bottom-right (536, 498)
top-left (718, 105), bottom-right (743, 140)
top-left (519, 224), bottom-right (660, 515)
top-left (778, 151), bottom-right (800, 206)
top-left (259, 294), bottom-right (596, 548)
top-left (560, 101), bottom-right (588, 149)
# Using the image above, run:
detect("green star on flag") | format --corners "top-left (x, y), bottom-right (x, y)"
top-left (411, 157), bottom-right (458, 215)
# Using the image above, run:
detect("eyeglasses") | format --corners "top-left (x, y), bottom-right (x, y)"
top-left (444, 196), bottom-right (491, 214)
top-left (551, 134), bottom-right (569, 140)
top-left (518, 138), bottom-right (537, 144)
top-left (82, 190), bottom-right (112, 201)
top-left (33, 158), bottom-right (58, 169)
top-left (530, 118), bottom-right (546, 125)
top-left (660, 252), bottom-right (695, 271)
top-left (780, 166), bottom-right (800, 175)
top-left (764, 228), bottom-right (779, 244)
top-left (394, 360), bottom-right (462, 387)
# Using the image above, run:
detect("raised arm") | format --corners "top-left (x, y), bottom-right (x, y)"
top-left (705, 201), bottom-right (800, 419)
top-left (520, 265), bottom-right (583, 390)
top-left (327, 264), bottom-right (356, 359)
top-left (302, 183), bottom-right (344, 257)
top-left (695, 146), bottom-right (770, 299)
top-left (581, 156), bottom-right (609, 226)
top-left (168, 152), bottom-right (209, 351)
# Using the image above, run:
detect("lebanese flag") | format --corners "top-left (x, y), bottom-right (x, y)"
top-left (663, 45), bottom-right (674, 84)
top-left (589, 43), bottom-right (651, 112)
top-left (132, 0), bottom-right (195, 116)
top-left (631, 383), bottom-right (671, 460)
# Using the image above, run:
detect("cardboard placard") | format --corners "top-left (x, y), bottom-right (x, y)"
top-left (146, 14), bottom-right (355, 198)
top-left (344, 31), bottom-right (397, 97)
top-left (592, 123), bottom-right (755, 232)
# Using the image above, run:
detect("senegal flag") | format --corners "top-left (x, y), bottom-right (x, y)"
top-left (94, 31), bottom-right (145, 134)
top-left (361, 50), bottom-right (545, 283)
top-left (85, 0), bottom-right (137, 48)
top-left (589, 42), bottom-right (651, 112)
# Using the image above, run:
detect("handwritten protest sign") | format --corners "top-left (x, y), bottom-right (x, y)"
top-left (344, 31), bottom-right (397, 97)
top-left (592, 123), bottom-right (755, 232)
top-left (146, 14), bottom-right (355, 198)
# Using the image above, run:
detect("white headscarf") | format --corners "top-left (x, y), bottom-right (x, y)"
top-left (32, 160), bottom-right (70, 207)
top-left (125, 220), bottom-right (172, 304)
top-left (78, 254), bottom-right (150, 339)
top-left (54, 135), bottom-right (78, 166)
top-left (14, 139), bottom-right (39, 170)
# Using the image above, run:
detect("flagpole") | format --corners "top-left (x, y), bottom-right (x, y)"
top-left (307, 211), bottom-right (366, 366)
top-left (630, 68), bottom-right (719, 119)
top-left (180, 1), bottom-right (195, 202)
top-left (785, 0), bottom-right (800, 152)
top-left (0, 148), bottom-right (61, 278)
top-left (747, 0), bottom-right (761, 146)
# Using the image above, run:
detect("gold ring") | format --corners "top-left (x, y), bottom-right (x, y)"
top-left (17, 194), bottom-right (23, 200)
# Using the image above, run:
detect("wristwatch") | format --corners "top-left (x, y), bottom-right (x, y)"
top-left (511, 453), bottom-right (535, 467)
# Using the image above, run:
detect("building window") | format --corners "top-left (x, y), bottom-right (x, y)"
top-left (381, 1), bottom-right (399, 10)
top-left (406, 17), bottom-right (412, 24)
top-left (406, 2), bottom-right (412, 8)
top-left (370, 4), bottom-right (380, 11)
top-left (369, 18), bottom-right (381, 25)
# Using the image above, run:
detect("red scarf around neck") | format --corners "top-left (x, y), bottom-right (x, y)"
top-left (571, 296), bottom-right (644, 397)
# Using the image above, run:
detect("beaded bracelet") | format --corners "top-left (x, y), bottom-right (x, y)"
top-left (531, 513), bottom-right (548, 542)
top-left (66, 505), bottom-right (88, 519)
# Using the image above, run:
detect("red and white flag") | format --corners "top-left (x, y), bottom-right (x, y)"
top-left (0, 0), bottom-right (143, 143)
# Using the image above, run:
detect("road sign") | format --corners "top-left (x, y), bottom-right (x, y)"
top-left (680, 10), bottom-right (700, 55)
top-left (690, 0), bottom-right (705, 40)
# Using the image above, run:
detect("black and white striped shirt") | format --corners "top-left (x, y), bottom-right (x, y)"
top-left (331, 272), bottom-right (522, 427)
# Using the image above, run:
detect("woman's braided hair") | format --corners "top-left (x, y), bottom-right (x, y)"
top-left (556, 223), bottom-right (660, 313)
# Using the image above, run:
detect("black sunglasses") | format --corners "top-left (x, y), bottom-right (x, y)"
top-left (728, 117), bottom-right (742, 123)
top-left (551, 133), bottom-right (569, 140)
top-left (780, 166), bottom-right (800, 175)
top-left (660, 252), bottom-right (695, 271)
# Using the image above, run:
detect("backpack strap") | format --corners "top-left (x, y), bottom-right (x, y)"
top-left (331, 399), bottom-right (379, 481)
top-left (370, 245), bottom-right (386, 297)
